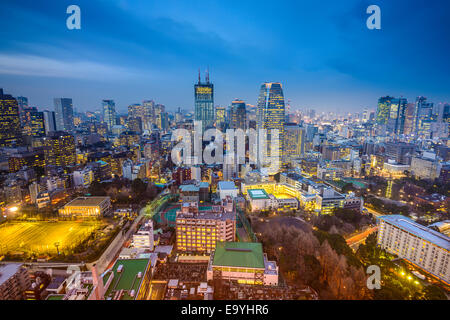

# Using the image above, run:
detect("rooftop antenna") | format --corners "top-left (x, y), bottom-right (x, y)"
top-left (198, 68), bottom-right (201, 84)
top-left (206, 66), bottom-right (210, 83)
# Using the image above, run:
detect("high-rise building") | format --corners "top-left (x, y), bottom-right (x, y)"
top-left (256, 82), bottom-right (285, 174)
top-left (194, 70), bottom-right (214, 131)
top-left (43, 110), bottom-right (57, 134)
top-left (16, 96), bottom-right (28, 127)
top-left (387, 97), bottom-right (407, 135)
top-left (102, 99), bottom-right (116, 131)
top-left (283, 123), bottom-right (305, 164)
top-left (413, 96), bottom-right (435, 136)
top-left (230, 100), bottom-right (246, 130)
top-left (54, 98), bottom-right (74, 132)
top-left (403, 103), bottom-right (416, 135)
top-left (0, 88), bottom-right (22, 147)
top-left (376, 96), bottom-right (394, 125)
top-left (43, 131), bottom-right (76, 167)
top-left (215, 106), bottom-right (226, 131)
top-left (30, 110), bottom-right (45, 137)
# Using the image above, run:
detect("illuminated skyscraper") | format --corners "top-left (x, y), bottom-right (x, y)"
top-left (215, 106), bottom-right (226, 131)
top-left (194, 70), bottom-right (214, 132)
top-left (43, 131), bottom-right (76, 167)
top-left (387, 97), bottom-right (407, 135)
top-left (256, 82), bottom-right (285, 174)
top-left (376, 96), bottom-right (394, 125)
top-left (283, 123), bottom-right (305, 164)
top-left (43, 110), bottom-right (56, 134)
top-left (0, 88), bottom-right (22, 147)
top-left (230, 99), bottom-right (246, 130)
top-left (102, 99), bottom-right (116, 131)
top-left (30, 110), bottom-right (45, 137)
top-left (54, 98), bottom-right (74, 132)
top-left (413, 96), bottom-right (434, 136)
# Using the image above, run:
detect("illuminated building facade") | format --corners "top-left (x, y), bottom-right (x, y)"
top-left (256, 82), bottom-right (285, 174)
top-left (54, 98), bottom-right (74, 132)
top-left (387, 97), bottom-right (407, 135)
top-left (30, 110), bottom-right (45, 137)
top-left (176, 197), bottom-right (236, 253)
top-left (215, 106), bottom-right (226, 130)
top-left (376, 96), bottom-right (394, 125)
top-left (102, 99), bottom-right (116, 131)
top-left (43, 131), bottom-right (76, 167)
top-left (283, 123), bottom-right (305, 164)
top-left (58, 196), bottom-right (112, 218)
top-left (377, 215), bottom-right (450, 285)
top-left (0, 88), bottom-right (22, 147)
top-left (230, 99), bottom-right (246, 130)
top-left (194, 71), bottom-right (214, 131)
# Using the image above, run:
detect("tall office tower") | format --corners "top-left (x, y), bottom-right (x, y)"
top-left (413, 96), bottom-right (434, 136)
top-left (305, 124), bottom-right (318, 142)
top-left (43, 131), bottom-right (76, 167)
top-left (43, 110), bottom-right (56, 135)
top-left (376, 96), bottom-right (394, 125)
top-left (54, 98), bottom-right (74, 132)
top-left (194, 70), bottom-right (214, 132)
top-left (127, 117), bottom-right (143, 134)
top-left (16, 96), bottom-right (28, 127)
top-left (102, 99), bottom-right (116, 131)
top-left (30, 111), bottom-right (45, 137)
top-left (283, 123), bottom-right (305, 164)
top-left (215, 106), bottom-right (226, 131)
top-left (256, 82), bottom-right (285, 174)
top-left (387, 97), bottom-right (407, 135)
top-left (230, 99), bottom-right (247, 130)
top-left (403, 103), bottom-right (416, 135)
top-left (154, 104), bottom-right (165, 130)
top-left (0, 89), bottom-right (22, 147)
top-left (142, 100), bottom-right (155, 130)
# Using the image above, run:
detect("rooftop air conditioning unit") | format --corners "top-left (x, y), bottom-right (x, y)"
top-left (117, 265), bottom-right (124, 273)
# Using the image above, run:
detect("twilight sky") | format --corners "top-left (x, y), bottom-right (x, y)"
top-left (0, 0), bottom-right (449, 114)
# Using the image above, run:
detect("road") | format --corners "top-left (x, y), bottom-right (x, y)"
top-left (346, 226), bottom-right (378, 249)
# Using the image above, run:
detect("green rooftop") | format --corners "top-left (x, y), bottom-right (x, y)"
top-left (212, 242), bottom-right (265, 269)
top-left (103, 258), bottom-right (150, 300)
top-left (248, 189), bottom-right (270, 200)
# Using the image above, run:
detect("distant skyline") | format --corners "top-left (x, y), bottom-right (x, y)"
top-left (0, 0), bottom-right (449, 114)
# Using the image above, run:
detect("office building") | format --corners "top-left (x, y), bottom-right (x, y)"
top-left (194, 70), bottom-right (214, 131)
top-left (102, 99), bottom-right (116, 131)
top-left (230, 99), bottom-right (246, 130)
top-left (43, 110), bottom-right (56, 134)
top-left (54, 98), bottom-right (74, 132)
top-left (43, 131), bottom-right (76, 167)
top-left (30, 110), bottom-right (45, 137)
top-left (386, 97), bottom-right (407, 135)
top-left (256, 82), bottom-right (286, 174)
top-left (283, 123), bottom-right (305, 163)
top-left (0, 88), bottom-right (22, 147)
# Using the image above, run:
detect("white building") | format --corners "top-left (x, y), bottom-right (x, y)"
top-left (73, 168), bottom-right (94, 187)
top-left (132, 220), bottom-right (154, 251)
top-left (217, 181), bottom-right (238, 200)
top-left (377, 215), bottom-right (450, 285)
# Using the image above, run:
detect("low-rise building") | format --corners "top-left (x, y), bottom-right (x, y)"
top-left (0, 263), bottom-right (31, 300)
top-left (207, 242), bottom-right (278, 286)
top-left (58, 196), bottom-right (111, 218)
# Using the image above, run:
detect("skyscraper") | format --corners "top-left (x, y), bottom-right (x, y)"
top-left (102, 99), bottom-right (116, 131)
top-left (30, 111), bottom-right (45, 137)
top-left (43, 110), bottom-right (56, 135)
top-left (194, 70), bottom-right (214, 132)
top-left (215, 106), bottom-right (226, 131)
top-left (230, 99), bottom-right (246, 130)
top-left (283, 123), bottom-right (305, 164)
top-left (54, 98), bottom-right (74, 132)
top-left (256, 82), bottom-right (285, 174)
top-left (376, 96), bottom-right (394, 125)
top-left (413, 96), bottom-right (434, 136)
top-left (387, 97), bottom-right (407, 135)
top-left (0, 88), bottom-right (22, 147)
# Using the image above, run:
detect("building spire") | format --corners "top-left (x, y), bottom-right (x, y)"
top-left (198, 68), bottom-right (201, 84)
top-left (206, 66), bottom-right (210, 83)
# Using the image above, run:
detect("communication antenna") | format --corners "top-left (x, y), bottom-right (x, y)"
top-left (206, 66), bottom-right (210, 83)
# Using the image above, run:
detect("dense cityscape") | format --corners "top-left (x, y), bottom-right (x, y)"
top-left (0, 71), bottom-right (449, 300)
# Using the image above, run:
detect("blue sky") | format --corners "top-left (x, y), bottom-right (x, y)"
top-left (0, 0), bottom-right (449, 113)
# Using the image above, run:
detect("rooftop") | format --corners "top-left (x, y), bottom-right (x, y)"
top-left (103, 258), bottom-right (151, 300)
top-left (63, 196), bottom-right (110, 207)
top-left (379, 215), bottom-right (450, 250)
top-left (218, 181), bottom-right (237, 190)
top-left (0, 263), bottom-right (23, 287)
top-left (212, 242), bottom-right (265, 269)
top-left (248, 189), bottom-right (270, 200)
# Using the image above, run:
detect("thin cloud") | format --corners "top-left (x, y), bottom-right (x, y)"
top-left (0, 54), bottom-right (140, 80)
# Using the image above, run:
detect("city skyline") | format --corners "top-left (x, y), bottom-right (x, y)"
top-left (0, 0), bottom-right (449, 113)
